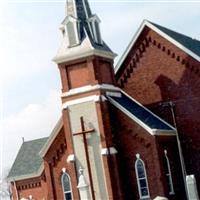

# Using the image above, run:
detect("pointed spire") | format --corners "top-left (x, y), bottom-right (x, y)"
top-left (65, 0), bottom-right (92, 19)
top-left (53, 0), bottom-right (117, 64)
top-left (64, 0), bottom-right (103, 46)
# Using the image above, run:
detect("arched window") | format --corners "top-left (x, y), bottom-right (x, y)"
top-left (135, 154), bottom-right (150, 199)
top-left (61, 172), bottom-right (73, 200)
top-left (164, 150), bottom-right (175, 195)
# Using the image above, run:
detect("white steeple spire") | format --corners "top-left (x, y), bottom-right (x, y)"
top-left (53, 0), bottom-right (117, 64)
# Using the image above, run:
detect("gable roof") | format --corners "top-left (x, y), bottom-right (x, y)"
top-left (7, 137), bottom-right (48, 181)
top-left (115, 20), bottom-right (200, 74)
top-left (107, 91), bottom-right (176, 135)
top-left (39, 118), bottom-right (63, 158)
top-left (152, 22), bottom-right (200, 57)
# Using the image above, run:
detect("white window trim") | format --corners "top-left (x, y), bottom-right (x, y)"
top-left (164, 150), bottom-right (175, 195)
top-left (61, 172), bottom-right (73, 200)
top-left (135, 154), bottom-right (150, 199)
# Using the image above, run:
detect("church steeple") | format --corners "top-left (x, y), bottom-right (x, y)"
top-left (53, 1), bottom-right (121, 199)
top-left (66, 0), bottom-right (92, 19)
top-left (53, 0), bottom-right (116, 64)
top-left (64, 0), bottom-right (102, 46)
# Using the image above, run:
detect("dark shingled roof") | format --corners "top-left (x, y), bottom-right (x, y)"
top-left (8, 137), bottom-right (48, 179)
top-left (149, 21), bottom-right (200, 57)
top-left (107, 92), bottom-right (174, 131)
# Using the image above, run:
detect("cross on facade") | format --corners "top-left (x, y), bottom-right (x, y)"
top-left (73, 116), bottom-right (95, 200)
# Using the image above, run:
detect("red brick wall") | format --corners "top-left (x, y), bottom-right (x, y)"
top-left (116, 26), bottom-right (200, 193)
top-left (12, 177), bottom-right (47, 200)
top-left (43, 126), bottom-right (79, 200)
top-left (59, 56), bottom-right (115, 93)
top-left (155, 136), bottom-right (186, 200)
top-left (110, 105), bottom-right (185, 199)
top-left (67, 62), bottom-right (90, 89)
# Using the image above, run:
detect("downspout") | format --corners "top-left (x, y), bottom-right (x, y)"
top-left (168, 101), bottom-right (188, 200)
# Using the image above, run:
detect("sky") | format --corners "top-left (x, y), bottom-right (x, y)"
top-left (1, 0), bottom-right (200, 181)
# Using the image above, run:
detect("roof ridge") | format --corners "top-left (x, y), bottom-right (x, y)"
top-left (23, 136), bottom-right (49, 144)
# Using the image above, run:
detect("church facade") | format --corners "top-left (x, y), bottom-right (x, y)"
top-left (8, 1), bottom-right (200, 200)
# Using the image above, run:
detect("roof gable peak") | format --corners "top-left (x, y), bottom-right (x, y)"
top-left (115, 19), bottom-right (200, 74)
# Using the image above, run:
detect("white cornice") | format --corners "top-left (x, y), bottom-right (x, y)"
top-left (62, 94), bottom-right (104, 109)
top-left (152, 129), bottom-right (176, 136)
top-left (105, 91), bottom-right (122, 98)
top-left (109, 147), bottom-right (118, 154)
top-left (61, 84), bottom-right (120, 98)
top-left (53, 48), bottom-right (117, 64)
top-left (67, 154), bottom-right (75, 163)
top-left (115, 19), bottom-right (200, 74)
top-left (101, 147), bottom-right (118, 155)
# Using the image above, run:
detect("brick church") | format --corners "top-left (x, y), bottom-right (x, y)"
top-left (8, 0), bottom-right (200, 199)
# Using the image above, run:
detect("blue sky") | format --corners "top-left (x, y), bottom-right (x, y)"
top-left (1, 0), bottom-right (200, 177)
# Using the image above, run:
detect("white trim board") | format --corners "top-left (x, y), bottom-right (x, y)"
top-left (39, 118), bottom-right (63, 158)
top-left (61, 84), bottom-right (120, 98)
top-left (115, 19), bottom-right (200, 74)
top-left (53, 48), bottom-right (117, 64)
top-left (62, 95), bottom-right (101, 109)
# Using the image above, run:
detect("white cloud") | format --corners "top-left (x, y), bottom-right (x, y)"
top-left (1, 89), bottom-right (61, 171)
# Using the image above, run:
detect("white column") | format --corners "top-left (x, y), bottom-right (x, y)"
top-left (77, 168), bottom-right (91, 200)
top-left (186, 175), bottom-right (199, 200)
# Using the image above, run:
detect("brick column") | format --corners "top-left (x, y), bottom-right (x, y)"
top-left (44, 161), bottom-right (55, 200)
top-left (62, 109), bottom-right (80, 200)
top-left (95, 100), bottom-right (123, 199)
top-left (59, 64), bottom-right (69, 92)
top-left (153, 138), bottom-right (166, 196)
